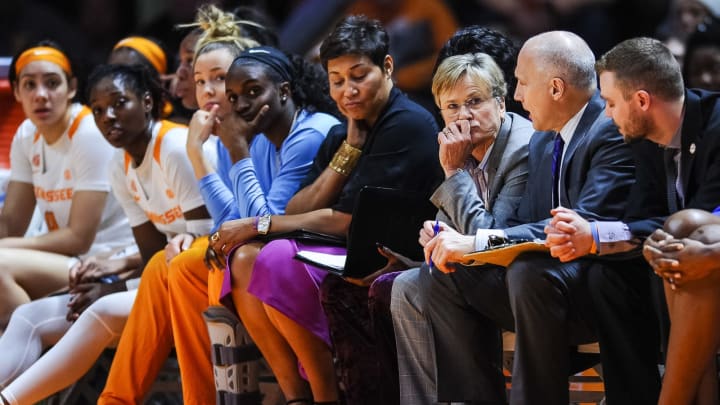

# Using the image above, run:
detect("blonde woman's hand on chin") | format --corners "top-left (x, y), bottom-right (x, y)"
top-left (187, 105), bottom-right (219, 155)
top-left (186, 105), bottom-right (221, 178)
top-left (438, 120), bottom-right (473, 178)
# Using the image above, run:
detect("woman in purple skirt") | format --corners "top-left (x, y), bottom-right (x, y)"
top-left (207, 15), bottom-right (442, 405)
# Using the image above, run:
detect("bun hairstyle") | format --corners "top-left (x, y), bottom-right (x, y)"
top-left (285, 53), bottom-right (339, 116)
top-left (180, 4), bottom-right (259, 62)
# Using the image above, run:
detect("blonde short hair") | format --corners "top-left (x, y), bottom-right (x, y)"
top-left (432, 53), bottom-right (507, 107)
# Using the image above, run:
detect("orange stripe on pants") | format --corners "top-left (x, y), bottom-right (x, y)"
top-left (99, 237), bottom-right (221, 405)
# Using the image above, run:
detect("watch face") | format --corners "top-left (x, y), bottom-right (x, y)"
top-left (258, 215), bottom-right (271, 234)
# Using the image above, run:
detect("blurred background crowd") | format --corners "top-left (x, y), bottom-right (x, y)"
top-left (0, 0), bottom-right (719, 112)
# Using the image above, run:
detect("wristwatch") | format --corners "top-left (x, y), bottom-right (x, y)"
top-left (257, 214), bottom-right (272, 235)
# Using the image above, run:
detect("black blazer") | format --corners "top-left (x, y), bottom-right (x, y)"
top-left (505, 92), bottom-right (636, 240)
top-left (626, 89), bottom-right (720, 238)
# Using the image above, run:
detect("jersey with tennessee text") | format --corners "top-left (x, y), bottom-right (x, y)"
top-left (109, 120), bottom-right (206, 239)
top-left (9, 103), bottom-right (133, 255)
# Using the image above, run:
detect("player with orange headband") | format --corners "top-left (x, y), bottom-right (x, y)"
top-left (0, 41), bottom-right (135, 330)
top-left (108, 35), bottom-right (184, 121)
top-left (110, 36), bottom-right (168, 75)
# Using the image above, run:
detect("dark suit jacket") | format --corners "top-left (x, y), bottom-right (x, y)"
top-left (504, 92), bottom-right (636, 240)
top-left (626, 89), bottom-right (720, 238)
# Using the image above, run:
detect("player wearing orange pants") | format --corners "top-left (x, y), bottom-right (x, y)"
top-left (98, 237), bottom-right (224, 405)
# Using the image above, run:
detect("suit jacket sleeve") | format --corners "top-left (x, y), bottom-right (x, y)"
top-left (623, 141), bottom-right (668, 239)
top-left (430, 144), bottom-right (530, 234)
top-left (431, 171), bottom-right (487, 234)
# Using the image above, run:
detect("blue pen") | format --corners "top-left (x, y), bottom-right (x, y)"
top-left (429, 219), bottom-right (440, 270)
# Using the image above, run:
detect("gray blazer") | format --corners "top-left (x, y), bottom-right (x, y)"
top-left (431, 111), bottom-right (534, 233)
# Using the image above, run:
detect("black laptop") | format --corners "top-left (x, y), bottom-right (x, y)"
top-left (294, 186), bottom-right (437, 278)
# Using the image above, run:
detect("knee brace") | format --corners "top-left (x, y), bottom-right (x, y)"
top-left (203, 306), bottom-right (263, 405)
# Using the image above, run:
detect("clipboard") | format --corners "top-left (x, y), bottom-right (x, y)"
top-left (294, 250), bottom-right (347, 273)
top-left (461, 240), bottom-right (549, 267)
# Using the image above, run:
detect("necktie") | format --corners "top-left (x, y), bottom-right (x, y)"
top-left (476, 161), bottom-right (490, 206)
top-left (664, 148), bottom-right (680, 213)
top-left (551, 133), bottom-right (565, 207)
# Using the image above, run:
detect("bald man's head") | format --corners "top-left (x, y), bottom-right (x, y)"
top-left (513, 31), bottom-right (597, 131)
top-left (521, 31), bottom-right (597, 93)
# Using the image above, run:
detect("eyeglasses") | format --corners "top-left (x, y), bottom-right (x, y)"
top-left (440, 97), bottom-right (496, 118)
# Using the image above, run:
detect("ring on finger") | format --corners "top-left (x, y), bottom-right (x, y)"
top-left (210, 232), bottom-right (220, 243)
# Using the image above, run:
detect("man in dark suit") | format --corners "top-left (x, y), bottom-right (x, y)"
top-left (391, 31), bottom-right (640, 404)
top-left (547, 37), bottom-right (720, 405)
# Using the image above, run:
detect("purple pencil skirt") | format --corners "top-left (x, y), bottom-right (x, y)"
top-left (246, 238), bottom-right (347, 347)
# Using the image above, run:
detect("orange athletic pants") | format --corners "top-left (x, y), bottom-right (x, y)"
top-left (98, 237), bottom-right (225, 405)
